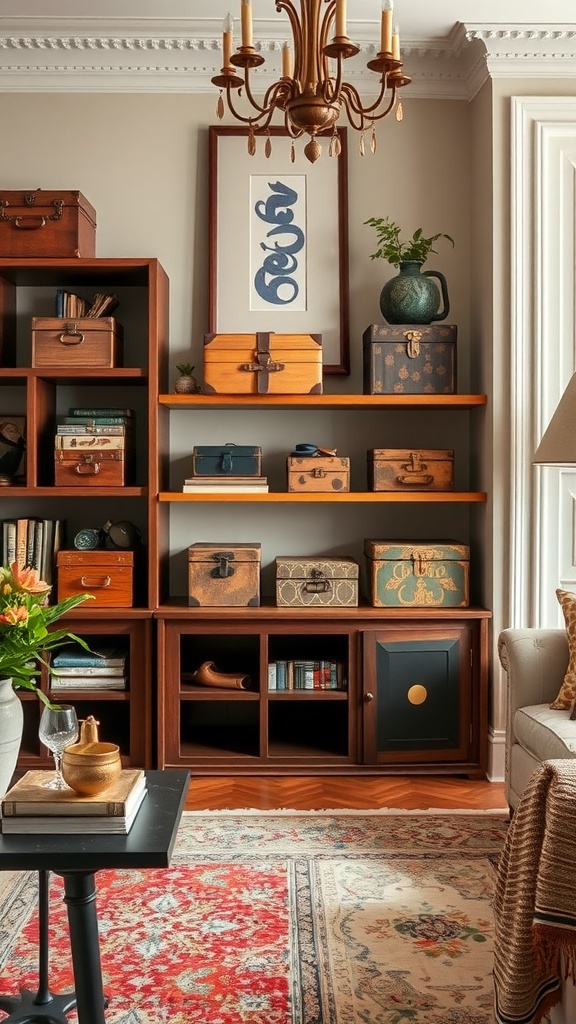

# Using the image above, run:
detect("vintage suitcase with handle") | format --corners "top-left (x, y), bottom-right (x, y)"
top-left (57, 550), bottom-right (134, 607)
top-left (191, 443), bottom-right (262, 478)
top-left (203, 332), bottom-right (322, 395)
top-left (32, 317), bottom-right (123, 368)
top-left (363, 324), bottom-right (457, 395)
top-left (364, 540), bottom-right (469, 608)
top-left (0, 189), bottom-right (96, 258)
top-left (275, 556), bottom-right (359, 607)
top-left (188, 542), bottom-right (261, 607)
top-left (287, 455), bottom-right (350, 492)
top-left (54, 448), bottom-right (131, 487)
top-left (368, 449), bottom-right (454, 492)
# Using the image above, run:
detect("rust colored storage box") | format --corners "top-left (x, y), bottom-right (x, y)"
top-left (203, 332), bottom-right (322, 395)
top-left (57, 550), bottom-right (134, 608)
top-left (368, 449), bottom-right (454, 492)
top-left (364, 541), bottom-right (469, 608)
top-left (0, 190), bottom-right (96, 258)
top-left (54, 448), bottom-right (131, 487)
top-left (275, 556), bottom-right (359, 607)
top-left (287, 455), bottom-right (350, 493)
top-left (363, 324), bottom-right (457, 394)
top-left (188, 543), bottom-right (261, 607)
top-left (32, 317), bottom-right (123, 368)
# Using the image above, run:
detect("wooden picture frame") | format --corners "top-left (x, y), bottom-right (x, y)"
top-left (208, 125), bottom-right (350, 375)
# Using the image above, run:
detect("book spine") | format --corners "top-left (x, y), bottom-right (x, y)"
top-left (69, 408), bottom-right (134, 417)
top-left (55, 436), bottom-right (127, 450)
top-left (268, 663), bottom-right (276, 690)
top-left (52, 666), bottom-right (125, 676)
top-left (51, 654), bottom-right (125, 667)
top-left (56, 425), bottom-right (130, 435)
top-left (63, 416), bottom-right (132, 425)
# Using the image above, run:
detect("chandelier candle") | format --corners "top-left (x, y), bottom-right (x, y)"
top-left (381, 0), bottom-right (393, 54)
top-left (241, 0), bottom-right (253, 47)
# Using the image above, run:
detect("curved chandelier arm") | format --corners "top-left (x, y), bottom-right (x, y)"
top-left (223, 84), bottom-right (269, 126)
top-left (340, 79), bottom-right (397, 121)
top-left (322, 52), bottom-right (344, 106)
top-left (276, 0), bottom-right (304, 83)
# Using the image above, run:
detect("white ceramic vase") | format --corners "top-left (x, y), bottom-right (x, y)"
top-left (0, 677), bottom-right (24, 798)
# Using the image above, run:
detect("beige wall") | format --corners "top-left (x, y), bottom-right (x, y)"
top-left (1, 91), bottom-right (474, 593)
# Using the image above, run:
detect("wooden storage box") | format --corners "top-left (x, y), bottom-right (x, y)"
top-left (275, 556), bottom-right (359, 607)
top-left (32, 317), bottom-right (123, 368)
top-left (191, 443), bottom-right (262, 477)
top-left (287, 455), bottom-right (350, 493)
top-left (364, 541), bottom-right (469, 608)
top-left (203, 332), bottom-right (322, 395)
top-left (368, 449), bottom-right (454, 492)
top-left (54, 448), bottom-right (131, 487)
top-left (0, 190), bottom-right (96, 259)
top-left (57, 550), bottom-right (134, 608)
top-left (363, 324), bottom-right (457, 394)
top-left (188, 543), bottom-right (261, 607)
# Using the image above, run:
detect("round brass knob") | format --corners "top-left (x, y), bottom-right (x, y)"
top-left (364, 692), bottom-right (374, 702)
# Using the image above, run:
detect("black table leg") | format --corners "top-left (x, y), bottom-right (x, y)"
top-left (0, 870), bottom-right (76, 1024)
top-left (59, 871), bottom-right (107, 1024)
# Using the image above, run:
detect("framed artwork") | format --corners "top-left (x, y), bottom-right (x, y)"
top-left (0, 415), bottom-right (26, 482)
top-left (208, 125), bottom-right (350, 375)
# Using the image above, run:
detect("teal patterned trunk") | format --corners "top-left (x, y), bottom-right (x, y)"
top-left (364, 541), bottom-right (470, 608)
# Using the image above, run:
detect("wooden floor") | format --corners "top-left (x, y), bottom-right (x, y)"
top-left (185, 775), bottom-right (508, 812)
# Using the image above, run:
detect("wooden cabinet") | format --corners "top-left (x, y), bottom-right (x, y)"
top-left (0, 257), bottom-right (169, 769)
top-left (155, 393), bottom-right (490, 776)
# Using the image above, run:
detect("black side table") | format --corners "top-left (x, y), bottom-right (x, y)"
top-left (0, 770), bottom-right (189, 1024)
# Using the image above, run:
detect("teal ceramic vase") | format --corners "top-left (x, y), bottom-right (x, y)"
top-left (379, 260), bottom-right (450, 325)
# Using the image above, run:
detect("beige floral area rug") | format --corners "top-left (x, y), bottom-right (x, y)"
top-left (0, 810), bottom-right (508, 1024)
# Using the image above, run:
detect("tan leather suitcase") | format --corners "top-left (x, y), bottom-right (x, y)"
top-left (54, 448), bottom-right (130, 487)
top-left (368, 449), bottom-right (454, 492)
top-left (188, 543), bottom-right (261, 607)
top-left (287, 455), bottom-right (350, 492)
top-left (0, 189), bottom-right (96, 258)
top-left (32, 317), bottom-right (123, 368)
top-left (203, 332), bottom-right (322, 395)
top-left (57, 550), bottom-right (134, 607)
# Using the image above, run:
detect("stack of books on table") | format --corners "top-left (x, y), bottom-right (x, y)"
top-left (182, 476), bottom-right (269, 493)
top-left (50, 644), bottom-right (127, 690)
top-left (0, 769), bottom-right (147, 834)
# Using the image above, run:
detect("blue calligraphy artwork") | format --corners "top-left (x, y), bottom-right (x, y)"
top-left (253, 179), bottom-right (306, 307)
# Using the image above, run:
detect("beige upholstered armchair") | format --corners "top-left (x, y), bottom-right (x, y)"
top-left (497, 628), bottom-right (576, 811)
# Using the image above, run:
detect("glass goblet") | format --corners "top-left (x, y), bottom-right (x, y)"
top-left (38, 705), bottom-right (79, 790)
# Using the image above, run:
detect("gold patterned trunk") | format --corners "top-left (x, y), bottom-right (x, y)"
top-left (362, 324), bottom-right (457, 395)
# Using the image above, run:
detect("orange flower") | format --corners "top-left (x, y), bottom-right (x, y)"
top-left (0, 604), bottom-right (29, 625)
top-left (9, 561), bottom-right (51, 596)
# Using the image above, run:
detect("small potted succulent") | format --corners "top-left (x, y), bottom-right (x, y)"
top-left (365, 216), bottom-right (454, 324)
top-left (173, 363), bottom-right (202, 394)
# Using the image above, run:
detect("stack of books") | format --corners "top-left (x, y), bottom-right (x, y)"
top-left (50, 644), bottom-right (128, 690)
top-left (0, 769), bottom-right (146, 834)
top-left (268, 659), bottom-right (346, 690)
top-left (55, 290), bottom-right (119, 318)
top-left (182, 476), bottom-right (269, 493)
top-left (1, 517), bottom-right (63, 585)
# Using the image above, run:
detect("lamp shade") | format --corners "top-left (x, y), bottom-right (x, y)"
top-left (534, 372), bottom-right (576, 464)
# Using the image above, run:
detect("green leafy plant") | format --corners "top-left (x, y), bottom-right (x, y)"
top-left (365, 216), bottom-right (454, 268)
top-left (175, 363), bottom-right (195, 375)
top-left (0, 562), bottom-right (92, 704)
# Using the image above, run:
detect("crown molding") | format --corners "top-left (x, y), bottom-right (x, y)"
top-left (0, 18), bottom-right (574, 100)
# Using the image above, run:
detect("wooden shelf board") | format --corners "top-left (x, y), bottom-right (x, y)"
top-left (160, 394), bottom-right (487, 410)
top-left (47, 690), bottom-right (129, 700)
top-left (160, 491), bottom-right (487, 503)
top-left (267, 690), bottom-right (348, 699)
top-left (180, 687), bottom-right (260, 700)
top-left (8, 486), bottom-right (147, 498)
top-left (0, 368), bottom-right (147, 381)
top-left (155, 601), bottom-right (492, 620)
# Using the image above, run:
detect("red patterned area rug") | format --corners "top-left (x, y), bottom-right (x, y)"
top-left (0, 810), bottom-right (508, 1024)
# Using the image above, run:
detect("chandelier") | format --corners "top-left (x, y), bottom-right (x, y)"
top-left (212, 0), bottom-right (411, 163)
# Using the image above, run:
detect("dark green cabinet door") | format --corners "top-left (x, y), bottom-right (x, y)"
top-left (362, 626), bottom-right (473, 766)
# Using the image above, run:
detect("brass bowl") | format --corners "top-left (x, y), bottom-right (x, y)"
top-left (62, 741), bottom-right (121, 796)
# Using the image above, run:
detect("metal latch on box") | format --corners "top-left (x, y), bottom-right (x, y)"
top-left (239, 332), bottom-right (285, 394)
top-left (210, 552), bottom-right (235, 578)
top-left (403, 330), bottom-right (423, 358)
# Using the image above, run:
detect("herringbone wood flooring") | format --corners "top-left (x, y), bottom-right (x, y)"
top-left (185, 776), bottom-right (507, 811)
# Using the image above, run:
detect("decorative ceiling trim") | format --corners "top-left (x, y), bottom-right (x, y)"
top-left (0, 20), bottom-right (574, 100)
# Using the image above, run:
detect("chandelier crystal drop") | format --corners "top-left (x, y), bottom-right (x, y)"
top-left (212, 0), bottom-right (411, 163)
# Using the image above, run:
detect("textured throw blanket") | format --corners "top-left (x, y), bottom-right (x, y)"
top-left (493, 759), bottom-right (576, 1024)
